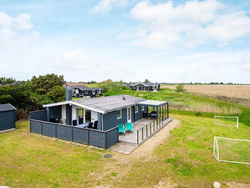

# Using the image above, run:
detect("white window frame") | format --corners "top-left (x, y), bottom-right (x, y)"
top-left (135, 106), bottom-right (138, 113)
top-left (117, 109), bottom-right (122, 119)
top-left (92, 90), bottom-right (95, 95)
top-left (141, 106), bottom-right (144, 111)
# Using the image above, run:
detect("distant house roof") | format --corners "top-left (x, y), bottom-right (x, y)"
top-left (0, 104), bottom-right (16, 112)
top-left (129, 82), bottom-right (160, 87)
top-left (64, 82), bottom-right (86, 87)
top-left (43, 95), bottom-right (146, 114)
top-left (64, 82), bottom-right (101, 91)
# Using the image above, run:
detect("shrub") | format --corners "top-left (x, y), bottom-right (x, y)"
top-left (176, 84), bottom-right (185, 93)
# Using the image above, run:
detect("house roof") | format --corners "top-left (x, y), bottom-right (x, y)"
top-left (137, 100), bottom-right (167, 106)
top-left (130, 82), bottom-right (160, 87)
top-left (0, 104), bottom-right (16, 112)
top-left (43, 95), bottom-right (146, 114)
top-left (74, 95), bottom-right (145, 113)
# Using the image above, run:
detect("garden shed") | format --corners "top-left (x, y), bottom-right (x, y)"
top-left (0, 104), bottom-right (16, 132)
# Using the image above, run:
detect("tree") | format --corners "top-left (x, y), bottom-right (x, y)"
top-left (144, 79), bottom-right (150, 83)
top-left (30, 74), bottom-right (64, 94)
top-left (176, 84), bottom-right (185, 92)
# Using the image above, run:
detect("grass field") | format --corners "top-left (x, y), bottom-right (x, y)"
top-left (0, 85), bottom-right (250, 187)
top-left (0, 114), bottom-right (249, 187)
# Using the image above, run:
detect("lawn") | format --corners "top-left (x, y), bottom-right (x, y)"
top-left (0, 114), bottom-right (249, 187)
top-left (1, 86), bottom-right (250, 187)
top-left (0, 121), bottom-right (109, 187)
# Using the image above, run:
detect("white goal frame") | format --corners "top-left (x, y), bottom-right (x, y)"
top-left (214, 115), bottom-right (239, 128)
top-left (213, 136), bottom-right (250, 165)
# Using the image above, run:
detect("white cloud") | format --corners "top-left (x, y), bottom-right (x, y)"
top-left (91, 0), bottom-right (128, 15)
top-left (128, 0), bottom-right (250, 49)
top-left (58, 50), bottom-right (89, 70)
top-left (14, 13), bottom-right (33, 30)
top-left (0, 12), bottom-right (35, 44)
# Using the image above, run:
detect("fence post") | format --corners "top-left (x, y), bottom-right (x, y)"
top-left (137, 130), bottom-right (139, 144)
top-left (41, 122), bottom-right (43, 135)
top-left (146, 124), bottom-right (148, 138)
top-left (142, 127), bottom-right (144, 141)
top-left (105, 131), bottom-right (108, 149)
top-left (71, 127), bottom-right (73, 142)
top-left (55, 124), bottom-right (57, 138)
top-left (87, 129), bottom-right (90, 145)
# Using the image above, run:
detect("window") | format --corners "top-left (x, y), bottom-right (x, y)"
top-left (135, 106), bottom-right (138, 113)
top-left (117, 109), bottom-right (122, 119)
top-left (141, 106), bottom-right (144, 111)
top-left (92, 90), bottom-right (95, 95)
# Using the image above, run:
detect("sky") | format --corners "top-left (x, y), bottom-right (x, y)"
top-left (0, 0), bottom-right (250, 83)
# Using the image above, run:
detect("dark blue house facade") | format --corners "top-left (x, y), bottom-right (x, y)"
top-left (29, 95), bottom-right (169, 148)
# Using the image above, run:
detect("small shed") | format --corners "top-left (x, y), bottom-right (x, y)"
top-left (0, 104), bottom-right (16, 132)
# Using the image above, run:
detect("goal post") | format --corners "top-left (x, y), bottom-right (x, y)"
top-left (214, 115), bottom-right (239, 128)
top-left (213, 136), bottom-right (250, 165)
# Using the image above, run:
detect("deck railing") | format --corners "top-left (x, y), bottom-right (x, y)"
top-left (137, 118), bottom-right (169, 145)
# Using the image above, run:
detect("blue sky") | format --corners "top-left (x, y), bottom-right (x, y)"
top-left (0, 0), bottom-right (250, 83)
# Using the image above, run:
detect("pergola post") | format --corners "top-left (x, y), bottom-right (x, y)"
top-left (167, 103), bottom-right (169, 118)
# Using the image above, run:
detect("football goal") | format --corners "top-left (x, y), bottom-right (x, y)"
top-left (214, 115), bottom-right (239, 128)
top-left (213, 136), bottom-right (250, 165)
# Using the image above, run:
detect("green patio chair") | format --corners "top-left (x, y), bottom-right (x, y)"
top-left (117, 124), bottom-right (125, 134)
top-left (125, 122), bottom-right (133, 132)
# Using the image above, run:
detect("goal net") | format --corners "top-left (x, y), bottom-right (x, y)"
top-left (214, 115), bottom-right (239, 128)
top-left (213, 136), bottom-right (250, 165)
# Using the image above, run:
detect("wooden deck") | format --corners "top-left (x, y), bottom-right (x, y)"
top-left (119, 118), bottom-right (154, 144)
top-left (110, 118), bottom-right (173, 154)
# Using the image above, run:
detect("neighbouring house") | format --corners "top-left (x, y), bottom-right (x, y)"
top-left (129, 82), bottom-right (160, 91)
top-left (64, 82), bottom-right (102, 98)
top-left (0, 104), bottom-right (16, 132)
top-left (29, 94), bottom-right (170, 149)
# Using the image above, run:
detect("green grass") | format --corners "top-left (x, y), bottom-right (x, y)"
top-left (0, 86), bottom-right (250, 187)
top-left (108, 114), bottom-right (250, 187)
top-left (0, 121), bottom-right (110, 187)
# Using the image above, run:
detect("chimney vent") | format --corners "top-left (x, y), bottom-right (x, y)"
top-left (122, 96), bottom-right (126, 100)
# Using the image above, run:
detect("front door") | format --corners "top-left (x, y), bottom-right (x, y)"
top-left (127, 107), bottom-right (131, 122)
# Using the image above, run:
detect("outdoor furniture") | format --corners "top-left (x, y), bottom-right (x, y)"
top-left (79, 117), bottom-right (83, 124)
top-left (75, 123), bottom-right (89, 128)
top-left (93, 121), bottom-right (98, 129)
top-left (125, 122), bottom-right (133, 132)
top-left (72, 120), bottom-right (77, 126)
top-left (117, 124), bottom-right (125, 134)
top-left (88, 122), bottom-right (93, 128)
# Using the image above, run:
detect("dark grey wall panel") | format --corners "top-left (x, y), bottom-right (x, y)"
top-left (72, 128), bottom-right (88, 144)
top-left (42, 122), bottom-right (56, 137)
top-left (48, 106), bottom-right (62, 120)
top-left (103, 111), bottom-right (117, 131)
top-left (0, 111), bottom-right (15, 131)
top-left (57, 124), bottom-right (72, 141)
top-left (30, 118), bottom-right (119, 149)
top-left (30, 120), bottom-right (42, 134)
top-left (106, 127), bottom-right (118, 148)
top-left (89, 131), bottom-right (106, 148)
top-left (30, 110), bottom-right (47, 121)
top-left (134, 106), bottom-right (143, 122)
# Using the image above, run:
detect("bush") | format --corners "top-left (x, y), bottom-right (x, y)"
top-left (176, 84), bottom-right (185, 93)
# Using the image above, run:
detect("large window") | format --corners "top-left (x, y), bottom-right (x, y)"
top-left (135, 106), bottom-right (138, 113)
top-left (141, 106), bottom-right (144, 111)
top-left (117, 109), bottom-right (122, 119)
